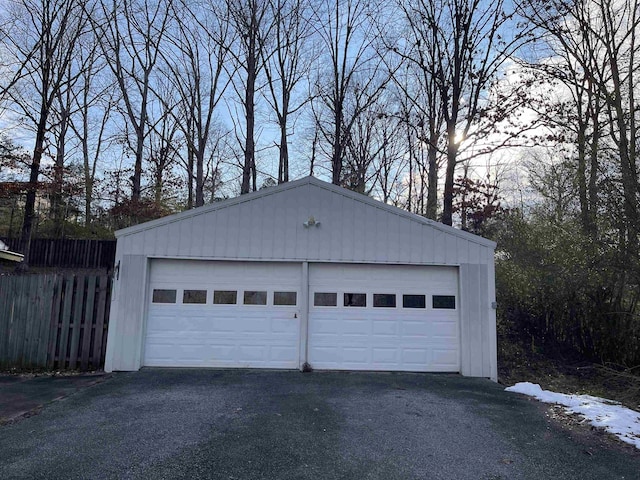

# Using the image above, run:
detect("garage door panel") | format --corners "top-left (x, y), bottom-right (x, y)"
top-left (271, 318), bottom-right (296, 333)
top-left (432, 322), bottom-right (457, 338)
top-left (372, 348), bottom-right (398, 363)
top-left (401, 321), bottom-right (430, 336)
top-left (343, 319), bottom-right (369, 335)
top-left (342, 347), bottom-right (368, 363)
top-left (144, 260), bottom-right (301, 368)
top-left (309, 316), bottom-right (339, 334)
top-left (308, 264), bottom-right (459, 372)
top-left (432, 349), bottom-right (458, 367)
top-left (372, 320), bottom-right (397, 334)
top-left (402, 348), bottom-right (428, 364)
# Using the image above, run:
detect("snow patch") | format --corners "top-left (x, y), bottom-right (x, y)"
top-left (506, 382), bottom-right (640, 449)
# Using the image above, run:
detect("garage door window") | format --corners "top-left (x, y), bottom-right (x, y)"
top-left (433, 295), bottom-right (456, 309)
top-left (274, 291), bottom-right (297, 306)
top-left (183, 289), bottom-right (207, 304)
top-left (344, 293), bottom-right (366, 307)
top-left (403, 294), bottom-right (426, 309)
top-left (152, 289), bottom-right (177, 304)
top-left (373, 293), bottom-right (396, 307)
top-left (244, 290), bottom-right (267, 305)
top-left (314, 292), bottom-right (337, 306)
top-left (214, 290), bottom-right (237, 305)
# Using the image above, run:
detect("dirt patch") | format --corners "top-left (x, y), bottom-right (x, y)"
top-left (0, 368), bottom-right (103, 379)
top-left (541, 403), bottom-right (640, 456)
top-left (498, 336), bottom-right (640, 412)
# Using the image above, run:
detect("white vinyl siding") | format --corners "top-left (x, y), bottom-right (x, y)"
top-left (114, 178), bottom-right (494, 265)
top-left (106, 177), bottom-right (497, 380)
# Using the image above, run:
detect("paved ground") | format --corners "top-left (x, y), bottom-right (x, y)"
top-left (0, 374), bottom-right (108, 424)
top-left (0, 369), bottom-right (638, 480)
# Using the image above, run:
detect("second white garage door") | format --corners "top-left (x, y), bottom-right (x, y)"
top-left (308, 264), bottom-right (459, 372)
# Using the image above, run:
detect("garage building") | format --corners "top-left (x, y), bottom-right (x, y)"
top-left (105, 176), bottom-right (497, 380)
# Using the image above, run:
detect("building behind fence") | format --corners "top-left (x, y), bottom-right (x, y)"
top-left (0, 238), bottom-right (116, 270)
top-left (0, 274), bottom-right (112, 371)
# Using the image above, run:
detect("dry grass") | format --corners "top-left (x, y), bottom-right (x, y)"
top-left (498, 336), bottom-right (640, 412)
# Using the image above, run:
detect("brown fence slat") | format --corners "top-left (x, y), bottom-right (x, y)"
top-left (80, 276), bottom-right (97, 370)
top-left (92, 275), bottom-right (109, 368)
top-left (0, 277), bottom-right (11, 364)
top-left (35, 276), bottom-right (55, 366)
top-left (9, 276), bottom-right (28, 366)
top-left (47, 276), bottom-right (64, 369)
top-left (22, 276), bottom-right (39, 366)
top-left (68, 275), bottom-right (86, 370)
top-left (0, 277), bottom-right (15, 367)
top-left (0, 238), bottom-right (116, 269)
top-left (56, 276), bottom-right (75, 369)
top-left (31, 275), bottom-right (47, 366)
top-left (0, 273), bottom-right (111, 371)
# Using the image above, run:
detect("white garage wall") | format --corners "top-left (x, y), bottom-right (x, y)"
top-left (113, 177), bottom-right (494, 265)
top-left (106, 177), bottom-right (497, 379)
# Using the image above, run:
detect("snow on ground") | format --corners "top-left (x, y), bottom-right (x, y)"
top-left (505, 382), bottom-right (640, 449)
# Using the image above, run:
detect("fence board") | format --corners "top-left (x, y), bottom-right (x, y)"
top-left (92, 276), bottom-right (109, 367)
top-left (29, 276), bottom-right (45, 366)
top-left (10, 277), bottom-right (28, 365)
top-left (0, 274), bottom-right (111, 371)
top-left (47, 277), bottom-right (63, 369)
top-left (80, 276), bottom-right (97, 370)
top-left (36, 276), bottom-right (55, 366)
top-left (56, 276), bottom-right (75, 369)
top-left (68, 275), bottom-right (86, 369)
top-left (23, 276), bottom-right (39, 366)
top-left (0, 238), bottom-right (116, 270)
top-left (0, 277), bottom-right (11, 364)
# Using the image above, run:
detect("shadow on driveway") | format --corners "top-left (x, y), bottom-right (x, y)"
top-left (0, 374), bottom-right (109, 425)
top-left (0, 369), bottom-right (638, 479)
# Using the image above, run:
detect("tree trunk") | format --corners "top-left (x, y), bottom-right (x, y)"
top-left (82, 113), bottom-right (93, 226)
top-left (278, 115), bottom-right (289, 183)
top-left (241, 33), bottom-right (257, 194)
top-left (332, 108), bottom-right (343, 185)
top-left (576, 120), bottom-right (590, 233)
top-left (132, 128), bottom-right (144, 202)
top-left (425, 124), bottom-right (439, 220)
top-left (18, 114), bottom-right (48, 270)
top-left (441, 124), bottom-right (459, 226)
top-left (186, 148), bottom-right (194, 208)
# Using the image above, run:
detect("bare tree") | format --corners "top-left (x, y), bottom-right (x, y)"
top-left (68, 33), bottom-right (115, 226)
top-left (385, 2), bottom-right (446, 219)
top-left (517, 0), bottom-right (640, 254)
top-left (392, 0), bottom-right (524, 225)
top-left (311, 0), bottom-right (390, 186)
top-left (91, 0), bottom-right (173, 205)
top-left (262, 0), bottom-right (315, 183)
top-left (145, 93), bottom-right (183, 208)
top-left (163, 1), bottom-right (233, 207)
top-left (0, 0), bottom-right (88, 267)
top-left (49, 60), bottom-right (75, 237)
top-left (225, 0), bottom-right (274, 194)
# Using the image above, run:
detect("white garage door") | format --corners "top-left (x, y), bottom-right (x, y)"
top-left (308, 264), bottom-right (459, 372)
top-left (144, 260), bottom-right (301, 368)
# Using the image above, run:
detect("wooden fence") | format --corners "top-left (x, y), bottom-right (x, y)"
top-left (0, 238), bottom-right (116, 270)
top-left (0, 274), bottom-right (111, 371)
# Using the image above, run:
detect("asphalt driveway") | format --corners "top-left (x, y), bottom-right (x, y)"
top-left (0, 370), bottom-right (638, 479)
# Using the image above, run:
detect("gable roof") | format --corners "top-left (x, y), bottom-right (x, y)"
top-left (116, 176), bottom-right (496, 249)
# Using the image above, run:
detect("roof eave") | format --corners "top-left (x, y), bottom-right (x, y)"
top-left (0, 250), bottom-right (24, 262)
